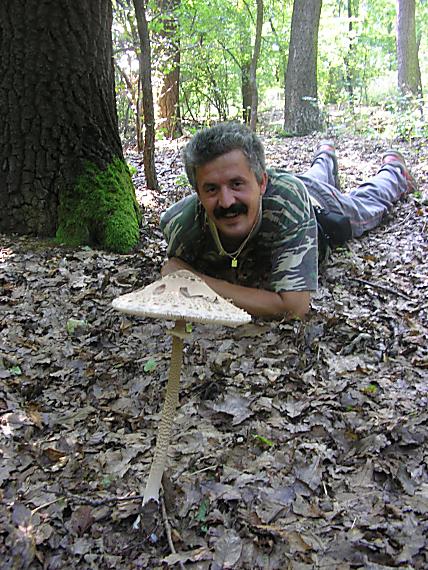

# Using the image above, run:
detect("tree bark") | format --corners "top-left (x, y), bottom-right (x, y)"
top-left (249, 0), bottom-right (264, 131)
top-left (284, 0), bottom-right (323, 135)
top-left (238, 24), bottom-right (252, 124)
top-left (0, 0), bottom-right (141, 252)
top-left (343, 0), bottom-right (356, 109)
top-left (241, 62), bottom-right (252, 124)
top-left (397, 0), bottom-right (423, 100)
top-left (133, 0), bottom-right (159, 190)
top-left (157, 0), bottom-right (182, 139)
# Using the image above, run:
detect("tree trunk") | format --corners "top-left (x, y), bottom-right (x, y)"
top-left (157, 0), bottom-right (182, 139)
top-left (284, 0), bottom-right (323, 135)
top-left (249, 0), bottom-right (264, 131)
top-left (397, 0), bottom-right (423, 100)
top-left (241, 62), bottom-right (252, 124)
top-left (133, 0), bottom-right (159, 190)
top-left (158, 61), bottom-right (181, 139)
top-left (0, 0), bottom-right (141, 252)
top-left (239, 24), bottom-right (252, 124)
top-left (343, 0), bottom-right (356, 110)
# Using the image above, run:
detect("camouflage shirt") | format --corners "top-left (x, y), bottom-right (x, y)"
top-left (160, 169), bottom-right (318, 292)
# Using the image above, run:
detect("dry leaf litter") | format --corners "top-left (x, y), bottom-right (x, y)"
top-left (0, 134), bottom-right (427, 569)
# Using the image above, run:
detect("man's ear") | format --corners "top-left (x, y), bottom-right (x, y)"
top-left (260, 172), bottom-right (268, 195)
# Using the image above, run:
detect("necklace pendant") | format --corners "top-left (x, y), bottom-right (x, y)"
top-left (231, 258), bottom-right (238, 268)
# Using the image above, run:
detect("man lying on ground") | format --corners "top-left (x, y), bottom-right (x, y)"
top-left (160, 122), bottom-right (417, 319)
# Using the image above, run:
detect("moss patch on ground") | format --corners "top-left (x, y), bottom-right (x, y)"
top-left (56, 158), bottom-right (142, 253)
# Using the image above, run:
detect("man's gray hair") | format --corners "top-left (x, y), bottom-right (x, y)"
top-left (183, 122), bottom-right (266, 189)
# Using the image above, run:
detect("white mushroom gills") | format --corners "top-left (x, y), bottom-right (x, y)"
top-left (112, 270), bottom-right (251, 505)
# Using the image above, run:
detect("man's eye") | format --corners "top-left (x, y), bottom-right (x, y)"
top-left (232, 181), bottom-right (243, 188)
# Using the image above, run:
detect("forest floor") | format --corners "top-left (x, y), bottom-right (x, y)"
top-left (1, 131), bottom-right (427, 569)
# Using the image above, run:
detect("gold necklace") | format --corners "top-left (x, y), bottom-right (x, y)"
top-left (206, 198), bottom-right (262, 268)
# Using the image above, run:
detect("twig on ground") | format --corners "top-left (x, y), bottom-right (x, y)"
top-left (189, 464), bottom-right (218, 476)
top-left (382, 210), bottom-right (414, 230)
top-left (161, 495), bottom-right (186, 570)
top-left (60, 490), bottom-right (146, 506)
top-left (348, 277), bottom-right (412, 300)
top-left (31, 498), bottom-right (64, 515)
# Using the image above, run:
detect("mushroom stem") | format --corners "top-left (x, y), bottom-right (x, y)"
top-left (143, 319), bottom-right (187, 505)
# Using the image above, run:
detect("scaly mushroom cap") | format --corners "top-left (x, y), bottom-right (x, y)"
top-left (112, 269), bottom-right (251, 326)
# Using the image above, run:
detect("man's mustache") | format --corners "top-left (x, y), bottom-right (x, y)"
top-left (214, 203), bottom-right (248, 219)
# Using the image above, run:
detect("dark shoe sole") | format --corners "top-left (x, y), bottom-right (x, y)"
top-left (314, 140), bottom-right (341, 191)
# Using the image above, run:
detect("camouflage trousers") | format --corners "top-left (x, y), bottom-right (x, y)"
top-left (296, 152), bottom-right (408, 238)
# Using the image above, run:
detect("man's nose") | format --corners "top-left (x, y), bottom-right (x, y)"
top-left (218, 186), bottom-right (235, 209)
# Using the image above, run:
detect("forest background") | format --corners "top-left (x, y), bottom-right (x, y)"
top-left (113, 0), bottom-right (428, 152)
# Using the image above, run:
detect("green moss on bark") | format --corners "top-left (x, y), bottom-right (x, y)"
top-left (56, 158), bottom-right (142, 253)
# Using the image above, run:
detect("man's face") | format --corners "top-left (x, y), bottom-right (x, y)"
top-left (195, 149), bottom-right (267, 244)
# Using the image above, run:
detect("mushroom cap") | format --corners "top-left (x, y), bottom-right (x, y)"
top-left (112, 269), bottom-right (251, 326)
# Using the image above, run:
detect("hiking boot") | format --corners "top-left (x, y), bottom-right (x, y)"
top-left (382, 149), bottom-right (418, 194)
top-left (316, 140), bottom-right (336, 154)
top-left (314, 139), bottom-right (341, 191)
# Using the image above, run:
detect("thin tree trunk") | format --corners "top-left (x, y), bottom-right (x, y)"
top-left (157, 0), bottom-right (182, 139)
top-left (249, 0), bottom-right (264, 131)
top-left (284, 0), bottom-right (323, 135)
top-left (136, 74), bottom-right (143, 152)
top-left (397, 0), bottom-right (423, 100)
top-left (343, 0), bottom-right (355, 110)
top-left (241, 61), bottom-right (251, 124)
top-left (133, 0), bottom-right (159, 190)
top-left (158, 62), bottom-right (181, 138)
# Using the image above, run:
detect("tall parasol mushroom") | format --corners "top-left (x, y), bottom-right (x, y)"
top-left (112, 269), bottom-right (251, 505)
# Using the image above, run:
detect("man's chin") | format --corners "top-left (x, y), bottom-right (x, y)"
top-left (217, 222), bottom-right (248, 243)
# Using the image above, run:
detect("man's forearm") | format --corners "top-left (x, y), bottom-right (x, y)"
top-left (161, 257), bottom-right (310, 319)
top-left (200, 274), bottom-right (310, 318)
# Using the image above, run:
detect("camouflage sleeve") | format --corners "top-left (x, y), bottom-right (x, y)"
top-left (266, 173), bottom-right (318, 292)
top-left (159, 194), bottom-right (203, 263)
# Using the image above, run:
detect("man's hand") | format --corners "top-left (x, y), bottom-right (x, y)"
top-left (160, 257), bottom-right (311, 319)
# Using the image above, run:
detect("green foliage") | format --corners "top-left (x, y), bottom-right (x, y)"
top-left (175, 173), bottom-right (190, 189)
top-left (361, 383), bottom-right (378, 396)
top-left (144, 358), bottom-right (158, 373)
top-left (195, 498), bottom-right (209, 521)
top-left (127, 162), bottom-right (137, 176)
top-left (112, 1), bottom-right (139, 142)
top-left (66, 319), bottom-right (89, 335)
top-left (253, 433), bottom-right (274, 448)
top-left (269, 124), bottom-right (294, 138)
top-left (195, 498), bottom-right (210, 533)
top-left (329, 91), bottom-right (427, 141)
top-left (382, 93), bottom-right (427, 141)
top-left (111, 0), bottom-right (428, 137)
top-left (177, 0), bottom-right (293, 124)
top-left (318, 0), bottom-right (398, 107)
top-left (101, 475), bottom-right (114, 489)
top-left (56, 158), bottom-right (142, 254)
